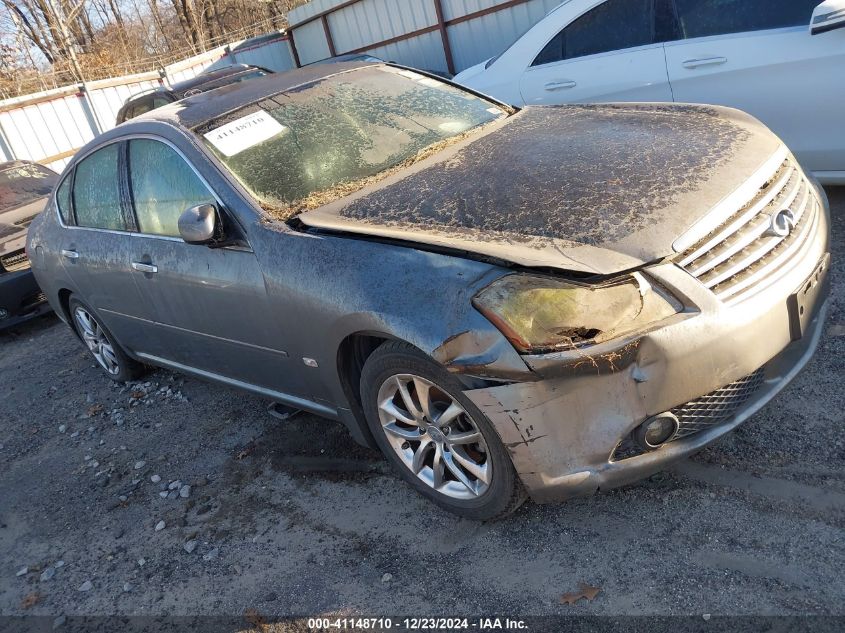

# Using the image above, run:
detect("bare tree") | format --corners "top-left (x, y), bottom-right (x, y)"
top-left (1, 0), bottom-right (312, 97)
top-left (3, 0), bottom-right (55, 62)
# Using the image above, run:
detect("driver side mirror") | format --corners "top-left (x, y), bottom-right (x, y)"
top-left (811, 0), bottom-right (845, 35)
top-left (178, 203), bottom-right (219, 245)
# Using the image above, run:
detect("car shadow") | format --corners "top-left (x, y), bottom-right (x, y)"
top-left (0, 311), bottom-right (60, 341)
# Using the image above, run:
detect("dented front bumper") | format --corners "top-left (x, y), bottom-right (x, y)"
top-left (465, 208), bottom-right (830, 502)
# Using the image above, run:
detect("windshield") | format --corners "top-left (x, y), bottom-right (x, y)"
top-left (198, 66), bottom-right (507, 216)
top-left (0, 162), bottom-right (57, 214)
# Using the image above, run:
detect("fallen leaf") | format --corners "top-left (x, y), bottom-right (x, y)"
top-left (560, 582), bottom-right (601, 605)
top-left (87, 403), bottom-right (104, 416)
top-left (130, 390), bottom-right (145, 399)
top-left (236, 442), bottom-right (256, 460)
top-left (21, 592), bottom-right (41, 609)
top-left (243, 608), bottom-right (267, 630)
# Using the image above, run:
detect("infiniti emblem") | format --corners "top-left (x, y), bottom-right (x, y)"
top-left (765, 209), bottom-right (796, 238)
top-left (427, 426), bottom-right (446, 444)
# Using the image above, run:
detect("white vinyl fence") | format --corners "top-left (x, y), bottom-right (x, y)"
top-left (0, 32), bottom-right (296, 172)
top-left (286, 0), bottom-right (561, 74)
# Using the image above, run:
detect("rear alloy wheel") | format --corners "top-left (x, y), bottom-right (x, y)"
top-left (361, 341), bottom-right (526, 520)
top-left (69, 297), bottom-right (142, 382)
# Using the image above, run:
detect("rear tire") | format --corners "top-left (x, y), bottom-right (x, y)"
top-left (69, 296), bottom-right (143, 382)
top-left (360, 340), bottom-right (526, 520)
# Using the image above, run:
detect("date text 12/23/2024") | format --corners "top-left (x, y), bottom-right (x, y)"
top-left (307, 618), bottom-right (529, 630)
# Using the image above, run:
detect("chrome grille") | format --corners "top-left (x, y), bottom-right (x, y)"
top-left (1, 249), bottom-right (29, 272)
top-left (678, 157), bottom-right (819, 304)
top-left (612, 368), bottom-right (766, 460)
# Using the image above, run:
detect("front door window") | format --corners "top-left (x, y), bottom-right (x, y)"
top-left (128, 139), bottom-right (215, 237)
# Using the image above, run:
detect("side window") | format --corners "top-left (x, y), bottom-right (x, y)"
top-left (532, 0), bottom-right (655, 66)
top-left (673, 0), bottom-right (821, 39)
top-left (72, 144), bottom-right (126, 231)
top-left (151, 96), bottom-right (172, 109)
top-left (130, 97), bottom-right (155, 117)
top-left (128, 139), bottom-right (215, 238)
top-left (56, 173), bottom-right (73, 224)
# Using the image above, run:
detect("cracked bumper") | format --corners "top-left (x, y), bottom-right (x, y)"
top-left (465, 211), bottom-right (830, 503)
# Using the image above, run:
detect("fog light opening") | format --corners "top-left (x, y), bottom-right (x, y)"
top-left (634, 412), bottom-right (679, 450)
top-left (0, 308), bottom-right (9, 320)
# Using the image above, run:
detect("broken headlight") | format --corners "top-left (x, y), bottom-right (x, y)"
top-left (472, 273), bottom-right (682, 354)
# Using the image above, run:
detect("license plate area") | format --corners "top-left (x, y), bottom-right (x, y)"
top-left (787, 253), bottom-right (830, 341)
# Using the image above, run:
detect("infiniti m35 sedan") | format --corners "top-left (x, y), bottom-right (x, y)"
top-left (28, 63), bottom-right (830, 519)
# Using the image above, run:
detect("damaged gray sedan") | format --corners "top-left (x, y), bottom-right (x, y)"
top-left (28, 63), bottom-right (830, 519)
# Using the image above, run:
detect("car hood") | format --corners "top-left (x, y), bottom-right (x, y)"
top-left (299, 104), bottom-right (783, 275)
top-left (0, 197), bottom-right (47, 258)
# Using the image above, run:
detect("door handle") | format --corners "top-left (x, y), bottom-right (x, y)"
top-left (61, 249), bottom-right (79, 259)
top-left (544, 80), bottom-right (577, 91)
top-left (131, 262), bottom-right (158, 274)
top-left (682, 56), bottom-right (727, 69)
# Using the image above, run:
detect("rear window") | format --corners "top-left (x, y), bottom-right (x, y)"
top-left (72, 144), bottom-right (126, 231)
top-left (56, 174), bottom-right (72, 224)
top-left (198, 66), bottom-right (506, 217)
top-left (0, 162), bottom-right (57, 213)
top-left (533, 0), bottom-right (655, 65)
top-left (184, 70), bottom-right (267, 97)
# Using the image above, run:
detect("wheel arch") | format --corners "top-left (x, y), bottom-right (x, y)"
top-left (334, 329), bottom-right (504, 448)
top-left (335, 331), bottom-right (395, 448)
top-left (57, 288), bottom-right (77, 336)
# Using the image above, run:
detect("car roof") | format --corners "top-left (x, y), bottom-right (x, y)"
top-left (168, 63), bottom-right (264, 94)
top-left (137, 61), bottom-right (381, 130)
top-left (310, 53), bottom-right (383, 65)
top-left (0, 160), bottom-right (42, 173)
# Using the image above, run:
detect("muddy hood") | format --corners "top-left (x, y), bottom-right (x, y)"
top-left (300, 104), bottom-right (784, 275)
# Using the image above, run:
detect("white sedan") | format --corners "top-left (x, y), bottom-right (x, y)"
top-left (454, 0), bottom-right (845, 184)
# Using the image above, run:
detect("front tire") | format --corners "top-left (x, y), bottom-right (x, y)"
top-left (69, 296), bottom-right (143, 382)
top-left (360, 340), bottom-right (526, 520)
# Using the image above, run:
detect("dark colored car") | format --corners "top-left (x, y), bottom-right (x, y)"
top-left (28, 63), bottom-right (829, 519)
top-left (313, 53), bottom-right (452, 78)
top-left (115, 64), bottom-right (272, 124)
top-left (311, 53), bottom-right (384, 65)
top-left (0, 160), bottom-right (57, 328)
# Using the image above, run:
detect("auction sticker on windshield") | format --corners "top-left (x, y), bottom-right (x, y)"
top-left (203, 109), bottom-right (286, 157)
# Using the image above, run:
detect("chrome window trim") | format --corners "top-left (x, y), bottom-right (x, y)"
top-left (54, 133), bottom-right (230, 243)
top-left (125, 134), bottom-right (228, 241)
top-left (129, 233), bottom-right (185, 243)
top-left (54, 137), bottom-right (128, 233)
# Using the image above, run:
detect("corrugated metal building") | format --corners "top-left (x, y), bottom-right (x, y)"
top-left (0, 33), bottom-right (296, 171)
top-left (287, 0), bottom-right (561, 73)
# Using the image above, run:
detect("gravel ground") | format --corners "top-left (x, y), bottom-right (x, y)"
top-left (0, 189), bottom-right (843, 621)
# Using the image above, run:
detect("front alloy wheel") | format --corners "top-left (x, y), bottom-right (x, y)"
top-left (361, 340), bottom-right (526, 520)
top-left (377, 373), bottom-right (491, 499)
